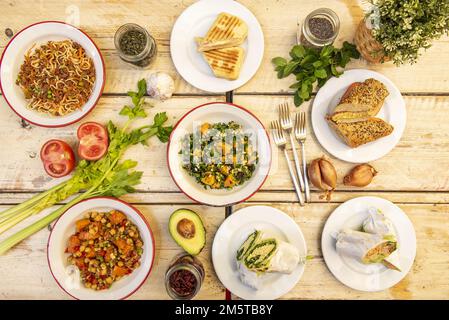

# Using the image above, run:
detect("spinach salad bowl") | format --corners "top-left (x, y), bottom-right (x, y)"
top-left (167, 102), bottom-right (271, 206)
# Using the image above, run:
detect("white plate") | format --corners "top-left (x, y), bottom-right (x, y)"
top-left (321, 196), bottom-right (416, 292)
top-left (0, 21), bottom-right (105, 127)
top-left (311, 69), bottom-right (406, 163)
top-left (212, 206), bottom-right (307, 300)
top-left (167, 102), bottom-right (271, 206)
top-left (170, 0), bottom-right (264, 92)
top-left (47, 197), bottom-right (155, 300)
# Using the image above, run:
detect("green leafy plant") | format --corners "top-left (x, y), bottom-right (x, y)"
top-left (366, 0), bottom-right (449, 64)
top-left (0, 79), bottom-right (172, 255)
top-left (272, 42), bottom-right (360, 107)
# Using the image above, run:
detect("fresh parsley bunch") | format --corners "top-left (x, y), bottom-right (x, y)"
top-left (272, 42), bottom-right (360, 107)
top-left (0, 79), bottom-right (173, 255)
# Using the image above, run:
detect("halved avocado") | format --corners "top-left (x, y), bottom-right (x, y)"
top-left (169, 209), bottom-right (206, 255)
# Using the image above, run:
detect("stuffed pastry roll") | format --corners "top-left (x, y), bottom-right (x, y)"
top-left (362, 207), bottom-right (402, 271)
top-left (362, 207), bottom-right (396, 240)
top-left (236, 230), bottom-right (302, 289)
top-left (336, 229), bottom-right (397, 264)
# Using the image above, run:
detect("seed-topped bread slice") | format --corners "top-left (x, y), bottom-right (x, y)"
top-left (326, 78), bottom-right (393, 148)
top-left (327, 118), bottom-right (394, 148)
top-left (197, 12), bottom-right (248, 52)
top-left (336, 78), bottom-right (389, 117)
top-left (202, 46), bottom-right (245, 80)
top-left (327, 102), bottom-right (372, 123)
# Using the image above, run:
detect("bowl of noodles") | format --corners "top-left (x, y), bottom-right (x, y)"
top-left (0, 21), bottom-right (105, 127)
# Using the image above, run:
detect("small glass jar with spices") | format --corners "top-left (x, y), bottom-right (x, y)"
top-left (165, 253), bottom-right (205, 300)
top-left (297, 8), bottom-right (340, 49)
top-left (114, 23), bottom-right (157, 67)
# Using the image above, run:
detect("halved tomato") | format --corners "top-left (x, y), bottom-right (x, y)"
top-left (77, 122), bottom-right (109, 161)
top-left (40, 139), bottom-right (75, 178)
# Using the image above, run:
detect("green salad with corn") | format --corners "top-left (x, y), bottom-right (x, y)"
top-left (180, 121), bottom-right (258, 190)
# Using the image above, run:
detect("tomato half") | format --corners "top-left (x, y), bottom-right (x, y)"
top-left (77, 122), bottom-right (109, 161)
top-left (40, 139), bottom-right (75, 178)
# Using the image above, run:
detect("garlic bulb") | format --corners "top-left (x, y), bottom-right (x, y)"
top-left (146, 72), bottom-right (175, 100)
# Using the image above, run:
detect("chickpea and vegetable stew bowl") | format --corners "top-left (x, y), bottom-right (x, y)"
top-left (47, 197), bottom-right (155, 300)
top-left (167, 102), bottom-right (271, 206)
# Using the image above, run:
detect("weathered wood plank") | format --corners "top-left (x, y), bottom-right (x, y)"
top-left (233, 95), bottom-right (449, 192)
top-left (1, 191), bottom-right (448, 205)
top-left (232, 202), bottom-right (449, 299)
top-left (1, 95), bottom-right (448, 192)
top-left (0, 204), bottom-right (225, 300)
top-left (1, 0), bottom-right (448, 94)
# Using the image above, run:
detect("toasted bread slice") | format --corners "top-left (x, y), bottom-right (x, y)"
top-left (333, 102), bottom-right (371, 114)
top-left (337, 78), bottom-right (389, 117)
top-left (327, 118), bottom-right (394, 148)
top-left (197, 13), bottom-right (248, 51)
top-left (327, 103), bottom-right (372, 123)
top-left (202, 46), bottom-right (245, 80)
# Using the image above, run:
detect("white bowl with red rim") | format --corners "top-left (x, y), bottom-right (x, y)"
top-left (47, 197), bottom-right (155, 300)
top-left (167, 102), bottom-right (271, 206)
top-left (0, 21), bottom-right (105, 128)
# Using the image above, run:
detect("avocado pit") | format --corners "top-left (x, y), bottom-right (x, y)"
top-left (177, 218), bottom-right (196, 239)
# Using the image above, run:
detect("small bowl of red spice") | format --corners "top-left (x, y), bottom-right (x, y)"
top-left (165, 254), bottom-right (204, 300)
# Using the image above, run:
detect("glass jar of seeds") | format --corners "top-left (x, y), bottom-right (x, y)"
top-left (298, 8), bottom-right (340, 49)
top-left (114, 23), bottom-right (157, 67)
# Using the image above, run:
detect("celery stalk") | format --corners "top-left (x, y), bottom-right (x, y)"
top-left (0, 194), bottom-right (87, 256)
top-left (0, 207), bottom-right (40, 235)
top-left (0, 181), bottom-right (68, 220)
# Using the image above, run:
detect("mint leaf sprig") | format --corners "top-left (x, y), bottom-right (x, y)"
top-left (272, 41), bottom-right (360, 107)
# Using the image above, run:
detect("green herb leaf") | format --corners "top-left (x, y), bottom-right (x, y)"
top-left (312, 60), bottom-right (323, 68)
top-left (320, 45), bottom-right (334, 58)
top-left (330, 64), bottom-right (342, 77)
top-left (289, 82), bottom-right (302, 89)
top-left (153, 112), bottom-right (168, 127)
top-left (272, 42), bottom-right (360, 107)
top-left (282, 61), bottom-right (299, 77)
top-left (314, 68), bottom-right (327, 79)
top-left (299, 82), bottom-right (310, 100)
top-left (293, 91), bottom-right (303, 107)
top-left (290, 45), bottom-right (306, 60)
top-left (300, 54), bottom-right (317, 66)
top-left (137, 79), bottom-right (147, 97)
top-left (272, 57), bottom-right (287, 67)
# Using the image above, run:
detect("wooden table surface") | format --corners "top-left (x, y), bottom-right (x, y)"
top-left (1, 0), bottom-right (448, 300)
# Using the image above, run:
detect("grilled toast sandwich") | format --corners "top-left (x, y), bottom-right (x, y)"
top-left (197, 13), bottom-right (248, 52)
top-left (202, 46), bottom-right (245, 80)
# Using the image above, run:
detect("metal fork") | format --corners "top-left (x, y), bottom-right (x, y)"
top-left (270, 120), bottom-right (305, 206)
top-left (279, 103), bottom-right (306, 193)
top-left (294, 112), bottom-right (311, 203)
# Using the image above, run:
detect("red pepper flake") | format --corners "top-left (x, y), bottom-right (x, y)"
top-left (169, 269), bottom-right (197, 297)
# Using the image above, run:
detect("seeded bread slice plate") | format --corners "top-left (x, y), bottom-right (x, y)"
top-left (327, 118), bottom-right (394, 148)
top-left (311, 69), bottom-right (406, 163)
